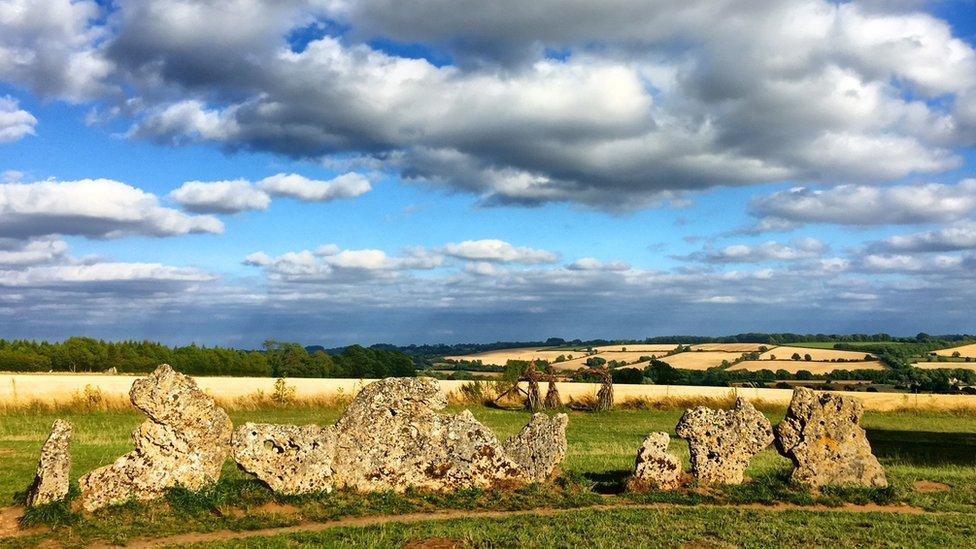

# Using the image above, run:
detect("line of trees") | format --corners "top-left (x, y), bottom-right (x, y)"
top-left (0, 338), bottom-right (415, 378)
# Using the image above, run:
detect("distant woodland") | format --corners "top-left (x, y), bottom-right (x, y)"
top-left (0, 338), bottom-right (415, 378)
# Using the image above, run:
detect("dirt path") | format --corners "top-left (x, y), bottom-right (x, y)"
top-left (93, 501), bottom-right (924, 548)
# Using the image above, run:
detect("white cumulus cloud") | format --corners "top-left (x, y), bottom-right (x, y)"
top-left (259, 173), bottom-right (372, 202)
top-left (170, 179), bottom-right (271, 214)
top-left (443, 239), bottom-right (558, 264)
top-left (0, 96), bottom-right (37, 143)
top-left (0, 179), bottom-right (224, 240)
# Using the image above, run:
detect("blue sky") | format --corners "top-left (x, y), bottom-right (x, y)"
top-left (1, 0), bottom-right (975, 347)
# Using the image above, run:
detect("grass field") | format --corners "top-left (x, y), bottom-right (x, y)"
top-left (758, 346), bottom-right (875, 361)
top-left (4, 402), bottom-right (976, 546)
top-left (729, 360), bottom-right (888, 374)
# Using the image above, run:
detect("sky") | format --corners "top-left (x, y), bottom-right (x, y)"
top-left (1, 0), bottom-right (975, 347)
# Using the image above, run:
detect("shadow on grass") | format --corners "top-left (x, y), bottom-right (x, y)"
top-left (866, 429), bottom-right (976, 466)
top-left (580, 470), bottom-right (630, 494)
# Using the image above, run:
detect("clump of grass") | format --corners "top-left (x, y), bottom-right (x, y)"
top-left (228, 380), bottom-right (356, 411)
top-left (18, 483), bottom-right (81, 528)
top-left (449, 380), bottom-right (500, 406)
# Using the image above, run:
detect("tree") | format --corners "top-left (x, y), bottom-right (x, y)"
top-left (791, 353), bottom-right (802, 361)
top-left (804, 354), bottom-right (812, 361)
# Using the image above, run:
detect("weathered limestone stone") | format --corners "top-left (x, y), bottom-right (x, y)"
top-left (675, 398), bottom-right (773, 485)
top-left (232, 377), bottom-right (569, 494)
top-left (502, 413), bottom-right (569, 482)
top-left (79, 365), bottom-right (233, 511)
top-left (330, 377), bottom-right (524, 491)
top-left (775, 387), bottom-right (887, 487)
top-left (232, 423), bottom-right (337, 495)
top-left (628, 432), bottom-right (682, 491)
top-left (26, 419), bottom-right (73, 506)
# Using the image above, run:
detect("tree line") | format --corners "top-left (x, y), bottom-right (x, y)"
top-left (0, 338), bottom-right (415, 378)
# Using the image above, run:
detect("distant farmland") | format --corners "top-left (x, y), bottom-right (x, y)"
top-left (729, 360), bottom-right (888, 374)
top-left (758, 346), bottom-right (874, 361)
top-left (934, 343), bottom-right (976, 358)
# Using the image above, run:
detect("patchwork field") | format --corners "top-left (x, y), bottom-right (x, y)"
top-left (445, 347), bottom-right (679, 369)
top-left (657, 351), bottom-right (743, 370)
top-left (4, 403), bottom-right (976, 546)
top-left (934, 343), bottom-right (976, 358)
top-left (758, 346), bottom-right (875, 361)
top-left (729, 360), bottom-right (888, 374)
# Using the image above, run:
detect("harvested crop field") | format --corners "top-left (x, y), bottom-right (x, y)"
top-left (590, 344), bottom-right (679, 353)
top-left (658, 351), bottom-right (743, 370)
top-left (688, 343), bottom-right (767, 352)
top-left (547, 352), bottom-right (662, 372)
top-left (729, 360), bottom-right (888, 374)
top-left (759, 346), bottom-right (875, 361)
top-left (934, 343), bottom-right (976, 358)
top-left (10, 373), bottom-right (976, 412)
top-left (443, 347), bottom-right (568, 365)
top-left (913, 361), bottom-right (976, 371)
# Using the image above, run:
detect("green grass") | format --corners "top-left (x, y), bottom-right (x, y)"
top-left (3, 405), bottom-right (976, 546)
top-left (184, 507), bottom-right (976, 548)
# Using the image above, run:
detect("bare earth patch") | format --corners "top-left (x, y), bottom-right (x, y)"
top-left (96, 501), bottom-right (926, 548)
top-left (913, 480), bottom-right (950, 493)
top-left (0, 506), bottom-right (45, 539)
top-left (226, 502), bottom-right (301, 518)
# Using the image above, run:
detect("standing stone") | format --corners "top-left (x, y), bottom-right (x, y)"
top-left (675, 398), bottom-right (773, 485)
top-left (775, 387), bottom-right (887, 487)
top-left (232, 423), bottom-right (337, 495)
top-left (628, 432), bottom-right (682, 491)
top-left (26, 419), bottom-right (73, 506)
top-left (231, 377), bottom-right (569, 494)
top-left (329, 377), bottom-right (524, 492)
top-left (79, 365), bottom-right (233, 511)
top-left (502, 413), bottom-right (569, 482)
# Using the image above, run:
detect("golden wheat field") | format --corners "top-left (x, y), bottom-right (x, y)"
top-left (657, 351), bottom-right (743, 370)
top-left (758, 346), bottom-right (875, 361)
top-left (687, 343), bottom-right (768, 352)
top-left (729, 360), bottom-right (888, 374)
top-left (445, 349), bottom-right (672, 370)
top-left (934, 343), bottom-right (976, 358)
top-left (913, 361), bottom-right (976, 370)
top-left (546, 352), bottom-right (665, 372)
top-left (590, 344), bottom-right (680, 353)
top-left (5, 372), bottom-right (976, 413)
top-left (443, 347), bottom-right (568, 365)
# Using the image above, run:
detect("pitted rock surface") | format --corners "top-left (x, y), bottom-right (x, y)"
top-left (502, 413), bottom-right (568, 482)
top-left (628, 431), bottom-right (682, 491)
top-left (27, 419), bottom-right (73, 506)
top-left (675, 398), bottom-right (773, 485)
top-left (775, 387), bottom-right (887, 487)
top-left (232, 423), bottom-right (337, 494)
top-left (231, 377), bottom-right (569, 494)
top-left (330, 377), bottom-right (524, 491)
top-left (79, 364), bottom-right (233, 510)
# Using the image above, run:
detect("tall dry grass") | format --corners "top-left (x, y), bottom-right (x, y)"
top-left (0, 379), bottom-right (357, 414)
